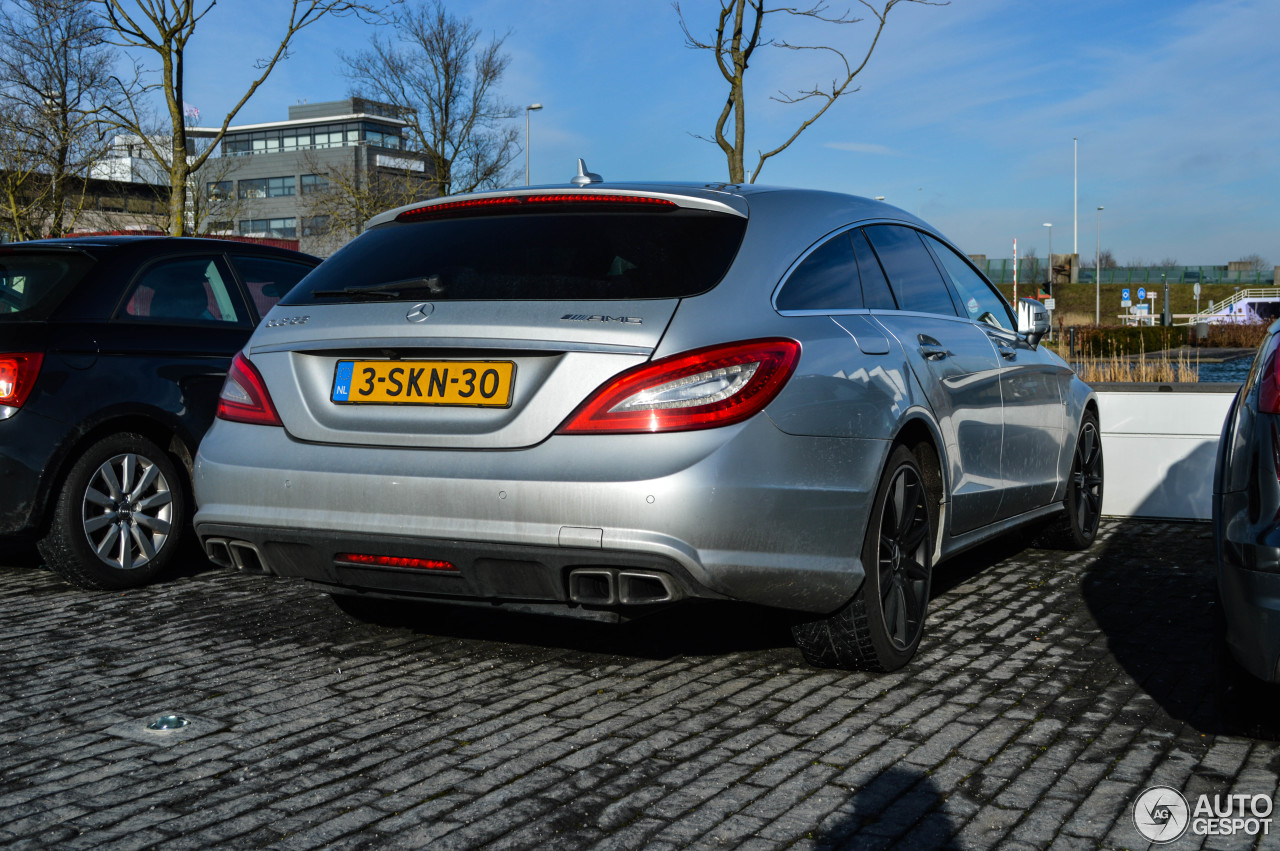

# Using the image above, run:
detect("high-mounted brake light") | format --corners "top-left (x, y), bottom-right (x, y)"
top-left (336, 553), bottom-right (458, 571)
top-left (0, 352), bottom-right (43, 412)
top-left (216, 351), bottom-right (282, 426)
top-left (396, 193), bottom-right (677, 222)
top-left (557, 339), bottom-right (801, 434)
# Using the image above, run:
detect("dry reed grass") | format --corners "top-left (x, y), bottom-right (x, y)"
top-left (1073, 337), bottom-right (1199, 383)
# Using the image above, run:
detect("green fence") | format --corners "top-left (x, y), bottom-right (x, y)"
top-left (978, 260), bottom-right (1275, 286)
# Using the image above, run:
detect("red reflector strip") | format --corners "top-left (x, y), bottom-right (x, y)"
top-left (336, 553), bottom-right (458, 571)
top-left (523, 194), bottom-right (677, 207)
top-left (396, 197), bottom-right (522, 220)
top-left (396, 193), bottom-right (677, 221)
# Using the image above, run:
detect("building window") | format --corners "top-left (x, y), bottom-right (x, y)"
top-left (238, 176), bottom-right (294, 199)
top-left (302, 215), bottom-right (331, 236)
top-left (239, 178), bottom-right (267, 199)
top-left (301, 173), bottom-right (329, 194)
top-left (239, 218), bottom-right (297, 239)
top-left (207, 181), bottom-right (232, 201)
top-left (267, 176), bottom-right (295, 197)
top-left (205, 220), bottom-right (233, 233)
top-left (363, 123), bottom-right (403, 150)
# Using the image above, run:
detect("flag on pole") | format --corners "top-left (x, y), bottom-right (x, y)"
top-left (182, 101), bottom-right (199, 120)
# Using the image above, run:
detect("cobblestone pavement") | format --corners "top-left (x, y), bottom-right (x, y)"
top-left (2, 519), bottom-right (1278, 850)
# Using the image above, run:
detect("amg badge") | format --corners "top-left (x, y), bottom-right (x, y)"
top-left (560, 314), bottom-right (642, 324)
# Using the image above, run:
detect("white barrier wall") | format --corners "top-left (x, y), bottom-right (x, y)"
top-left (1095, 385), bottom-right (1238, 520)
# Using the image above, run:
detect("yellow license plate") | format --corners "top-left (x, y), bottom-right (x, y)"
top-left (331, 360), bottom-right (515, 406)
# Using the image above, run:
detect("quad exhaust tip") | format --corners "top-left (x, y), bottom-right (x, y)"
top-left (568, 568), bottom-right (681, 606)
top-left (203, 538), bottom-right (271, 575)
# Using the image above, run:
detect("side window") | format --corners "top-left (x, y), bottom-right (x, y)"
top-left (776, 232), bottom-right (862, 312)
top-left (923, 234), bottom-right (1014, 331)
top-left (864, 225), bottom-right (958, 317)
top-left (850, 228), bottom-right (897, 310)
top-left (230, 255), bottom-right (315, 317)
top-left (121, 257), bottom-right (241, 323)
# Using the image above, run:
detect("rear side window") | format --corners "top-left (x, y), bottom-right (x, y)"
top-left (864, 225), bottom-right (957, 317)
top-left (230, 255), bottom-right (315, 316)
top-left (850, 229), bottom-right (897, 310)
top-left (776, 232), bottom-right (861, 311)
top-left (0, 252), bottom-right (95, 319)
top-left (283, 209), bottom-right (747, 303)
top-left (120, 257), bottom-right (242, 324)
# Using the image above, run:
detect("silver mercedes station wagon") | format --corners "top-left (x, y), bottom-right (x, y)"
top-left (193, 168), bottom-right (1103, 671)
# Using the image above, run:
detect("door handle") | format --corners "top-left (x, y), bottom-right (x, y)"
top-left (917, 335), bottom-right (950, 361)
top-left (987, 334), bottom-right (1017, 360)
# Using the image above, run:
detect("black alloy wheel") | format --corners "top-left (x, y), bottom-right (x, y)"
top-left (1042, 412), bottom-right (1104, 551)
top-left (792, 444), bottom-right (934, 671)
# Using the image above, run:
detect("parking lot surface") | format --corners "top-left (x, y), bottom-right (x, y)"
top-left (1, 519), bottom-right (1278, 850)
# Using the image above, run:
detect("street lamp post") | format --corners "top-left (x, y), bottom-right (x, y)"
top-left (1043, 222), bottom-right (1054, 341)
top-left (1073, 138), bottom-right (1078, 256)
top-left (524, 103), bottom-right (543, 186)
top-left (1042, 223), bottom-right (1053, 290)
top-left (1095, 206), bottom-right (1103, 325)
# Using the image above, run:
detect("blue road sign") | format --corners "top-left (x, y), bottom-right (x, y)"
top-left (1122, 288), bottom-right (1130, 301)
top-left (1138, 287), bottom-right (1147, 300)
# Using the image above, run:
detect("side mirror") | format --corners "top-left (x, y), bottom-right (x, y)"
top-left (1017, 298), bottom-right (1050, 347)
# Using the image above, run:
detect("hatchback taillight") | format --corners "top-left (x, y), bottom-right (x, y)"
top-left (217, 352), bottom-right (282, 426)
top-left (557, 339), bottom-right (800, 434)
top-left (0, 352), bottom-right (43, 412)
top-left (1259, 336), bottom-right (1280, 415)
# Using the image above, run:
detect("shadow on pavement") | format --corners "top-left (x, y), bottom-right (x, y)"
top-left (812, 767), bottom-right (961, 849)
top-left (1078, 520), bottom-right (1280, 740)
top-left (329, 593), bottom-right (801, 663)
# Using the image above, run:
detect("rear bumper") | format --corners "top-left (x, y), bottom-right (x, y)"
top-left (193, 415), bottom-right (888, 614)
top-left (0, 408), bottom-right (65, 535)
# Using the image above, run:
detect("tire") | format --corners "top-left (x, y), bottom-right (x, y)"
top-left (1041, 412), bottom-right (1104, 550)
top-left (792, 444), bottom-right (934, 672)
top-left (38, 433), bottom-right (185, 590)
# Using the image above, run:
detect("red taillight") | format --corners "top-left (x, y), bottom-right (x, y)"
top-left (395, 193), bottom-right (677, 222)
top-left (336, 553), bottom-right (457, 571)
top-left (1260, 337), bottom-right (1280, 414)
top-left (0, 352), bottom-right (43, 410)
top-left (557, 339), bottom-right (801, 435)
top-left (216, 352), bottom-right (282, 426)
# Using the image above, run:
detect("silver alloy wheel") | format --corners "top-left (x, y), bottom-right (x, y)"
top-left (876, 464), bottom-right (931, 652)
top-left (80, 452), bottom-right (174, 570)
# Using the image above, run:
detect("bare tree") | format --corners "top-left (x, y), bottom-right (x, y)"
top-left (1096, 248), bottom-right (1117, 270)
top-left (0, 0), bottom-right (123, 237)
top-left (296, 151), bottom-right (431, 253)
top-left (98, 0), bottom-right (383, 236)
top-left (675, 0), bottom-right (943, 184)
top-left (341, 0), bottom-right (519, 197)
top-left (0, 108), bottom-right (49, 240)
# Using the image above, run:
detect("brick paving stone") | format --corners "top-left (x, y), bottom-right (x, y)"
top-left (1, 519), bottom-right (1278, 849)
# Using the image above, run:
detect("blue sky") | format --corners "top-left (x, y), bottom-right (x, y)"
top-left (175, 0), bottom-right (1279, 265)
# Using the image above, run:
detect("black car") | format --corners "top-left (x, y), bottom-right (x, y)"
top-left (1214, 317), bottom-right (1280, 681)
top-left (0, 236), bottom-right (319, 589)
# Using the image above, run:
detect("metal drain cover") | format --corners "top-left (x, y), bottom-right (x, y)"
top-left (105, 713), bottom-right (225, 746)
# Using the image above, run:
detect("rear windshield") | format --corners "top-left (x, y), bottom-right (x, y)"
top-left (282, 209), bottom-right (747, 303)
top-left (0, 251), bottom-right (95, 319)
